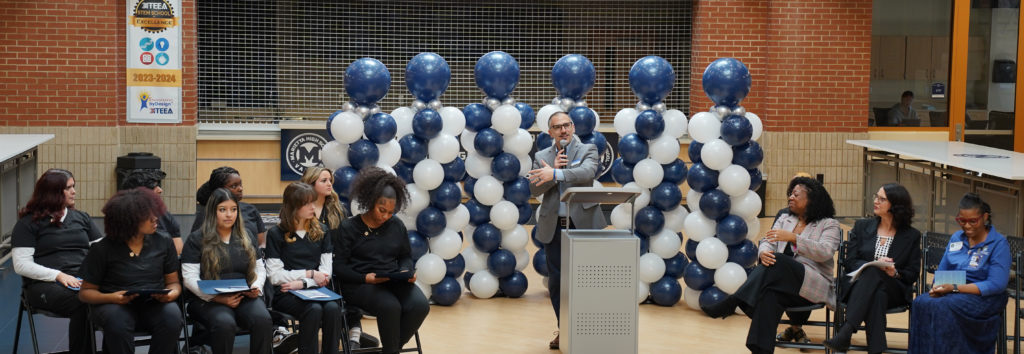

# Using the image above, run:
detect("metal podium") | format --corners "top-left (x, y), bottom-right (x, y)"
top-left (558, 187), bottom-right (642, 354)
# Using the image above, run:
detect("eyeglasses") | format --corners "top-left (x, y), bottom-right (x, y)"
top-left (550, 122), bottom-right (573, 131)
top-left (955, 217), bottom-right (982, 225)
top-left (873, 194), bottom-right (888, 203)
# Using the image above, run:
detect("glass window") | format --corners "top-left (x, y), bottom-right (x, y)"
top-left (963, 1), bottom-right (1017, 150)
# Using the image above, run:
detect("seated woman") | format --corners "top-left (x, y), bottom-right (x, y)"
top-left (120, 169), bottom-right (183, 254)
top-left (182, 188), bottom-right (272, 354)
top-left (825, 183), bottom-right (921, 353)
top-left (12, 169), bottom-right (101, 354)
top-left (333, 167), bottom-right (429, 354)
top-left (78, 188), bottom-right (183, 354)
top-left (192, 166), bottom-right (266, 247)
top-left (909, 193), bottom-right (1010, 353)
top-left (266, 182), bottom-right (340, 354)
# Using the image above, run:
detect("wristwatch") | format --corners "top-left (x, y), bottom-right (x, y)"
top-left (951, 284), bottom-right (959, 293)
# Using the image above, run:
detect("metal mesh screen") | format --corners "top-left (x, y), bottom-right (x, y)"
top-left (198, 0), bottom-right (693, 124)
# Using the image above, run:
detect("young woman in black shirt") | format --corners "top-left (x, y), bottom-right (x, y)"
top-left (12, 169), bottom-right (101, 354)
top-left (79, 188), bottom-right (183, 354)
top-left (266, 182), bottom-right (340, 354)
top-left (182, 188), bottom-right (272, 354)
top-left (192, 166), bottom-right (266, 247)
top-left (333, 167), bottom-right (429, 354)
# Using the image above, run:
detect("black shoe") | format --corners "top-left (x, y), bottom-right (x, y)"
top-left (273, 332), bottom-right (299, 354)
top-left (359, 332), bottom-right (381, 348)
top-left (701, 297), bottom-right (739, 319)
top-left (347, 340), bottom-right (360, 350)
top-left (823, 336), bottom-right (850, 353)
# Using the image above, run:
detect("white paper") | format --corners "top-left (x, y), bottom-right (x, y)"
top-left (214, 286), bottom-right (251, 293)
top-left (846, 260), bottom-right (894, 282)
top-left (293, 289), bottom-right (329, 299)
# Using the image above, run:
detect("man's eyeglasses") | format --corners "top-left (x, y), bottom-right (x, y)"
top-left (955, 217), bottom-right (982, 225)
top-left (550, 122), bottom-right (573, 131)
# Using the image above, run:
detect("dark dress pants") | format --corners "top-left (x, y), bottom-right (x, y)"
top-left (746, 253), bottom-right (813, 354)
top-left (91, 300), bottom-right (183, 354)
top-left (188, 297), bottom-right (273, 354)
top-left (273, 292), bottom-right (341, 354)
top-left (24, 281), bottom-right (91, 354)
top-left (343, 281), bottom-right (429, 354)
top-left (544, 218), bottom-right (574, 325)
top-left (840, 266), bottom-right (907, 353)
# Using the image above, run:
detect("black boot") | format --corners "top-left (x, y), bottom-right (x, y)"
top-left (823, 325), bottom-right (852, 353)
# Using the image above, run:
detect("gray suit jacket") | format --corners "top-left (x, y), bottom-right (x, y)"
top-left (529, 135), bottom-right (608, 244)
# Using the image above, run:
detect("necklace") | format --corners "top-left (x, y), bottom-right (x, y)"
top-left (363, 222), bottom-right (379, 237)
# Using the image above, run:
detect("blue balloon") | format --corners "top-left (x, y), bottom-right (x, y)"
top-left (634, 110), bottom-right (665, 140)
top-left (415, 207), bottom-right (446, 237)
top-left (465, 199), bottom-right (490, 226)
top-left (412, 109), bottom-right (443, 140)
top-left (430, 276), bottom-right (461, 306)
top-left (405, 52), bottom-right (450, 102)
top-left (498, 271), bottom-right (529, 298)
top-left (699, 189), bottom-right (732, 221)
top-left (364, 112), bottom-right (398, 144)
top-left (639, 234), bottom-right (650, 255)
top-left (635, 206), bottom-right (665, 237)
top-left (568, 107), bottom-right (597, 137)
top-left (686, 163), bottom-right (719, 193)
top-left (662, 159), bottom-right (688, 185)
top-left (444, 254), bottom-right (466, 278)
top-left (409, 231), bottom-right (428, 262)
top-left (610, 158), bottom-right (635, 185)
top-left (650, 276), bottom-right (682, 306)
top-left (702, 57), bottom-right (751, 108)
top-left (698, 287), bottom-right (730, 312)
top-left (530, 225), bottom-right (543, 248)
top-left (442, 157), bottom-right (466, 182)
top-left (720, 115), bottom-right (753, 146)
top-left (473, 128), bottom-right (504, 158)
top-left (515, 102), bottom-right (536, 129)
top-left (629, 56), bottom-right (676, 105)
top-left (326, 109), bottom-right (344, 141)
top-left (472, 224), bottom-right (501, 253)
top-left (617, 133), bottom-right (649, 165)
top-left (393, 162), bottom-right (415, 184)
top-left (684, 239), bottom-right (699, 262)
top-left (474, 51), bottom-right (520, 99)
top-left (463, 177), bottom-right (477, 200)
top-left (682, 262), bottom-right (716, 290)
top-left (748, 168), bottom-right (763, 191)
top-left (398, 134), bottom-right (428, 165)
top-left (463, 272), bottom-right (474, 292)
top-left (503, 177), bottom-right (531, 206)
top-left (716, 214), bottom-right (749, 246)
top-left (517, 202), bottom-right (532, 224)
top-left (429, 181), bottom-right (462, 211)
top-left (727, 239), bottom-right (758, 269)
top-left (332, 167), bottom-right (359, 198)
top-left (347, 139), bottom-right (379, 170)
top-left (536, 132), bottom-right (552, 151)
top-left (463, 103), bottom-right (492, 132)
top-left (344, 57), bottom-right (391, 105)
top-left (551, 54), bottom-right (596, 100)
top-left (490, 153), bottom-right (520, 182)
top-left (687, 141), bottom-right (703, 164)
top-left (487, 249), bottom-right (516, 278)
top-left (732, 141), bottom-right (763, 170)
top-left (650, 182), bottom-right (683, 211)
top-left (664, 252), bottom-right (689, 279)
top-left (580, 131), bottom-right (608, 156)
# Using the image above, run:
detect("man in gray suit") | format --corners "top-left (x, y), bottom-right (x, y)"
top-left (527, 111), bottom-right (607, 349)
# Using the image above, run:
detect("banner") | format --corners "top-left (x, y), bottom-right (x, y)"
top-left (280, 128), bottom-right (329, 181)
top-left (126, 0), bottom-right (182, 123)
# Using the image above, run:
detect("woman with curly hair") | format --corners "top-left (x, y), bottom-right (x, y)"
top-left (332, 167), bottom-right (429, 354)
top-left (78, 188), bottom-right (183, 354)
top-left (120, 169), bottom-right (183, 254)
top-left (192, 166), bottom-right (266, 247)
top-left (825, 183), bottom-right (921, 353)
top-left (266, 182), bottom-right (340, 354)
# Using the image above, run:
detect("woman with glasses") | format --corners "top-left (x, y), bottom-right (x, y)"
top-left (825, 183), bottom-right (921, 353)
top-left (908, 192), bottom-right (1010, 353)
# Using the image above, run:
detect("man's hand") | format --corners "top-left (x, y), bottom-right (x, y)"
top-left (553, 149), bottom-right (568, 169)
top-left (528, 160), bottom-right (555, 186)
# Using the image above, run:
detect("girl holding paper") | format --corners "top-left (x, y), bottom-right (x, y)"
top-left (182, 188), bottom-right (271, 354)
top-left (266, 182), bottom-right (341, 354)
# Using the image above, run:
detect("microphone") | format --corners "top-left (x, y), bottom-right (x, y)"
top-left (558, 139), bottom-right (569, 152)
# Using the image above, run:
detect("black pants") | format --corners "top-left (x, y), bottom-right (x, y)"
top-left (840, 266), bottom-right (907, 353)
top-left (90, 300), bottom-right (183, 354)
top-left (24, 281), bottom-right (91, 354)
top-left (544, 218), bottom-right (575, 325)
top-left (188, 297), bottom-right (272, 354)
top-left (273, 292), bottom-right (341, 354)
top-left (746, 253), bottom-right (813, 354)
top-left (342, 281), bottom-right (429, 354)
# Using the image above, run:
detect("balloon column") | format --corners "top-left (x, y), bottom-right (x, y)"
top-left (681, 57), bottom-right (763, 315)
top-left (609, 56), bottom-right (691, 306)
top-left (459, 51), bottom-right (534, 300)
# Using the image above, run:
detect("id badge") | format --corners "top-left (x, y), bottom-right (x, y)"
top-left (949, 241), bottom-right (963, 252)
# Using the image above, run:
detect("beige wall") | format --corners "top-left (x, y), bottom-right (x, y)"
top-left (761, 131), bottom-right (870, 218)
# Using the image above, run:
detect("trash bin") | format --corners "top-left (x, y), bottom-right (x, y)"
top-left (116, 152), bottom-right (161, 190)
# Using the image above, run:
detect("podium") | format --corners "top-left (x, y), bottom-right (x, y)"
top-left (558, 187), bottom-right (642, 354)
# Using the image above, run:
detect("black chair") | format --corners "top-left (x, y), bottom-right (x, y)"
top-left (12, 289), bottom-right (92, 354)
top-left (919, 231), bottom-right (952, 291)
top-left (989, 111), bottom-right (1014, 130)
top-left (332, 282), bottom-right (423, 354)
top-left (774, 303), bottom-right (829, 351)
top-left (930, 111), bottom-right (949, 127)
top-left (873, 108), bottom-right (892, 127)
top-left (832, 235), bottom-right (913, 354)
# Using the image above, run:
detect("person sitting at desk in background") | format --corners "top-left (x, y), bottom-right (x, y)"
top-left (120, 169), bottom-right (183, 254)
top-left (193, 166), bottom-right (266, 247)
top-left (908, 193), bottom-right (1010, 354)
top-left (887, 90), bottom-right (918, 126)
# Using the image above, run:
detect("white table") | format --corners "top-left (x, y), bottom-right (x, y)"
top-left (0, 134), bottom-right (54, 264)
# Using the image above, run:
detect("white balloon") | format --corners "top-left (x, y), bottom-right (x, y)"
top-left (375, 164), bottom-right (396, 176)
top-left (688, 112), bottom-right (721, 144)
top-left (536, 104), bottom-right (562, 132)
top-left (663, 205), bottom-right (690, 233)
top-left (462, 245), bottom-right (487, 273)
top-left (460, 131), bottom-right (478, 155)
top-left (638, 281), bottom-right (650, 304)
top-left (377, 139), bottom-right (401, 167)
top-left (610, 204), bottom-right (634, 230)
top-left (686, 189), bottom-right (702, 210)
top-left (663, 109), bottom-right (688, 139)
top-left (633, 159), bottom-right (664, 189)
top-left (415, 253), bottom-right (446, 285)
top-left (650, 228), bottom-right (683, 259)
top-left (700, 139), bottom-right (734, 171)
top-left (500, 225), bottom-right (529, 251)
top-left (730, 190), bottom-right (763, 219)
top-left (412, 159), bottom-right (444, 190)
top-left (718, 164), bottom-right (752, 197)
top-left (745, 216), bottom-right (762, 241)
top-left (331, 111), bottom-right (364, 144)
top-left (444, 204), bottom-right (470, 232)
top-left (405, 184), bottom-right (429, 214)
top-left (391, 107), bottom-right (415, 139)
top-left (415, 280), bottom-right (432, 300)
top-left (489, 201), bottom-right (519, 230)
top-left (439, 106), bottom-right (466, 136)
top-left (649, 134), bottom-right (682, 165)
top-left (514, 248), bottom-right (530, 272)
top-left (614, 108), bottom-right (640, 137)
top-left (464, 153), bottom-right (492, 179)
top-left (517, 155), bottom-right (532, 176)
top-left (396, 211), bottom-right (417, 231)
top-left (696, 237), bottom-right (729, 269)
top-left (491, 104), bottom-right (522, 135)
top-left (473, 176), bottom-right (503, 206)
top-left (745, 112), bottom-right (763, 141)
top-left (683, 210), bottom-right (716, 242)
top-left (622, 182), bottom-right (651, 212)
top-left (714, 262), bottom-right (748, 295)
top-left (469, 270), bottom-right (499, 298)
top-left (427, 133), bottom-right (460, 163)
top-left (639, 253), bottom-right (668, 283)
top-left (428, 229), bottom-right (463, 260)
top-left (320, 141), bottom-right (349, 171)
top-left (684, 286), bottom-right (703, 311)
top-left (503, 129), bottom-right (533, 157)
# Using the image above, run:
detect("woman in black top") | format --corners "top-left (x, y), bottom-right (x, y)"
top-left (120, 169), bottom-right (183, 254)
top-left (333, 167), bottom-right (429, 354)
top-left (12, 169), bottom-right (101, 354)
top-left (266, 182), bottom-right (340, 354)
top-left (192, 166), bottom-right (266, 247)
top-left (182, 188), bottom-right (272, 354)
top-left (79, 188), bottom-right (183, 354)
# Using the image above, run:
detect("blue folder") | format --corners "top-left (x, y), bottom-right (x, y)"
top-left (290, 287), bottom-right (342, 301)
top-left (197, 279), bottom-right (252, 295)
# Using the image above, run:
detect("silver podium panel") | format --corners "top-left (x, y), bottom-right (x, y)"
top-left (560, 229), bottom-right (639, 354)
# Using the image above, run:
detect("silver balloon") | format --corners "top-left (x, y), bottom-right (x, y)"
top-left (341, 102), bottom-right (355, 112)
top-left (412, 100), bottom-right (427, 112)
top-left (574, 100), bottom-right (587, 107)
top-left (428, 100), bottom-right (443, 111)
top-left (560, 98), bottom-right (575, 111)
top-left (714, 105), bottom-right (732, 118)
top-left (731, 106), bottom-right (746, 116)
top-left (652, 103), bottom-right (667, 113)
top-left (356, 106), bottom-right (371, 118)
top-left (485, 98), bottom-right (501, 111)
top-left (502, 97), bottom-right (516, 106)
top-left (551, 97), bottom-right (561, 105)
top-left (369, 104), bottom-right (382, 115)
top-left (636, 101), bottom-right (651, 112)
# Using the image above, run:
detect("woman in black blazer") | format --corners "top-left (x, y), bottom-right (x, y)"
top-left (825, 183), bottom-right (921, 353)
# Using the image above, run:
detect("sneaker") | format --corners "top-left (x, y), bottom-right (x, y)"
top-left (273, 331), bottom-right (299, 354)
top-left (549, 331), bottom-right (559, 350)
top-left (359, 332), bottom-right (381, 348)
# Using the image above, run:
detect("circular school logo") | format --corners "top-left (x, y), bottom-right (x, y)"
top-left (953, 153), bottom-right (1009, 159)
top-left (131, 0), bottom-right (177, 34)
top-left (597, 141), bottom-right (615, 178)
top-left (286, 133), bottom-right (327, 175)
